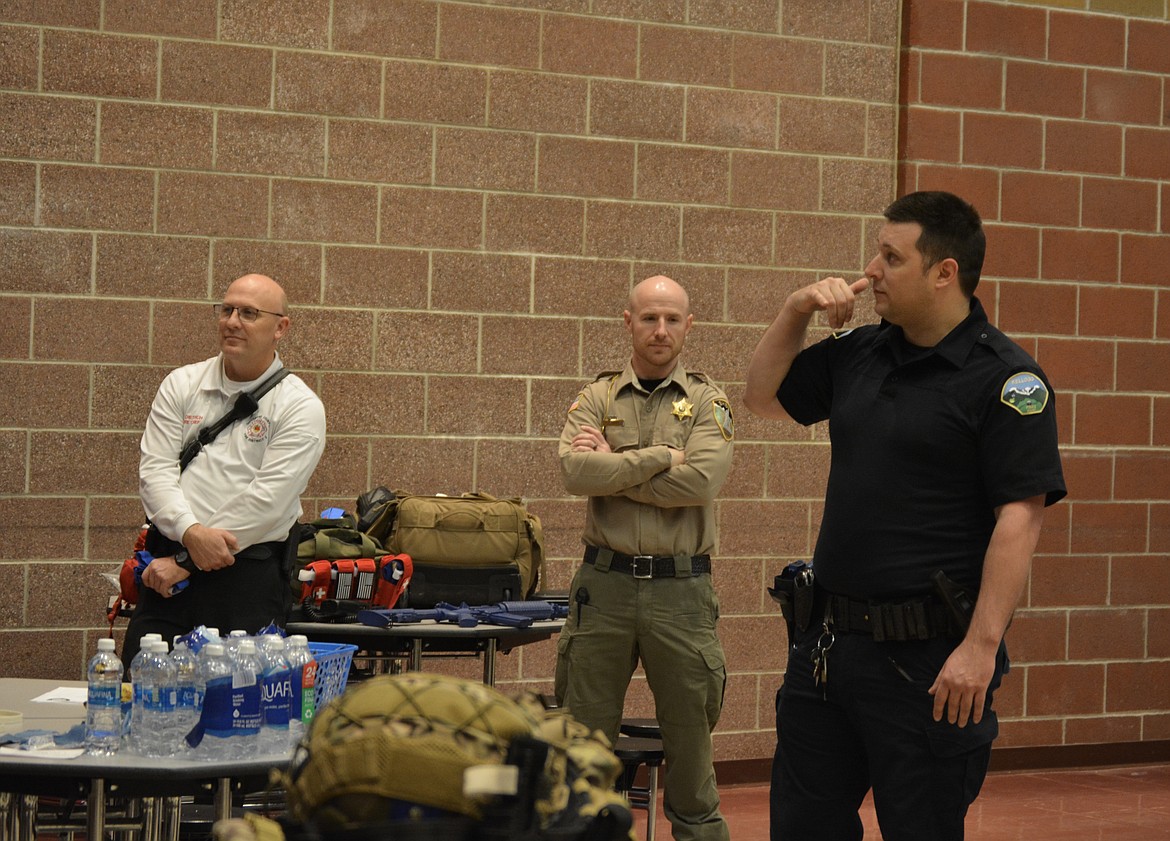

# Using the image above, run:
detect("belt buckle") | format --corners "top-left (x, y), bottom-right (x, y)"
top-left (632, 555), bottom-right (654, 579)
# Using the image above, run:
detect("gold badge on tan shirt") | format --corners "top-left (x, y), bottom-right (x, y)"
top-left (671, 397), bottom-right (694, 420)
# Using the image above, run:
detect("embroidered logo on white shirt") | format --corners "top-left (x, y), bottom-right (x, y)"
top-left (245, 417), bottom-right (270, 441)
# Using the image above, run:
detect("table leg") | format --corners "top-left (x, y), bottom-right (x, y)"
top-left (140, 794), bottom-right (160, 841)
top-left (410, 639), bottom-right (423, 671)
top-left (215, 777), bottom-right (234, 823)
top-left (162, 795), bottom-right (182, 841)
top-left (86, 778), bottom-right (106, 841)
top-left (7, 792), bottom-right (36, 841)
top-left (483, 638), bottom-right (498, 686)
top-left (0, 792), bottom-right (14, 841)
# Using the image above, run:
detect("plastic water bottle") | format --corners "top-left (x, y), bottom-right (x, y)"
top-left (230, 639), bottom-right (263, 759)
top-left (191, 628), bottom-right (225, 715)
top-left (141, 640), bottom-right (177, 757)
top-left (85, 638), bottom-right (124, 755)
top-left (257, 636), bottom-right (293, 754)
top-left (284, 635), bottom-right (317, 744)
top-left (193, 643), bottom-right (233, 760)
top-left (128, 633), bottom-right (162, 753)
top-left (171, 638), bottom-right (199, 748)
top-left (223, 629), bottom-right (249, 663)
top-left (156, 639), bottom-right (180, 756)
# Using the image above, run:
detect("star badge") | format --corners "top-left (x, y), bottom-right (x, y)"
top-left (671, 398), bottom-right (694, 420)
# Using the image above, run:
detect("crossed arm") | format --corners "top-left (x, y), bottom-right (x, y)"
top-left (559, 388), bottom-right (731, 507)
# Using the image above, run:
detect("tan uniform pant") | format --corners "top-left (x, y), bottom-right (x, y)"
top-left (555, 560), bottom-right (729, 841)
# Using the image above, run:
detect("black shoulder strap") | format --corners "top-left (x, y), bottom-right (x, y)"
top-left (178, 367), bottom-right (292, 472)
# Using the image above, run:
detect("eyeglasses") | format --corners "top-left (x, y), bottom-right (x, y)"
top-left (213, 304), bottom-right (286, 323)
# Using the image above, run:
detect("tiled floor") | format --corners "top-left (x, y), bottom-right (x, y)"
top-left (635, 764), bottom-right (1170, 840)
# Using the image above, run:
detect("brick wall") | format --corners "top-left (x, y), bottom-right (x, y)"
top-left (901, 0), bottom-right (1170, 751)
top-left (0, 0), bottom-right (1166, 766)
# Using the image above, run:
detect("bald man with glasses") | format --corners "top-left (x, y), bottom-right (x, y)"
top-left (123, 274), bottom-right (326, 664)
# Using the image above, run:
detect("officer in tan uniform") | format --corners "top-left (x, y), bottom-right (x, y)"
top-left (556, 275), bottom-right (734, 841)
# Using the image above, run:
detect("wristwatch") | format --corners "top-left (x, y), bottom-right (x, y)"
top-left (174, 549), bottom-right (197, 574)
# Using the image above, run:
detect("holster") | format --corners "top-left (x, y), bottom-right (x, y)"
top-left (143, 521), bottom-right (183, 558)
top-left (930, 569), bottom-right (975, 635)
top-left (768, 560), bottom-right (815, 642)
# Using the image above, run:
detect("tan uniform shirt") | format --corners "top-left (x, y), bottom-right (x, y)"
top-left (558, 361), bottom-right (734, 557)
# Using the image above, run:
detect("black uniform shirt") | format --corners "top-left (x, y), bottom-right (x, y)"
top-left (777, 297), bottom-right (1066, 601)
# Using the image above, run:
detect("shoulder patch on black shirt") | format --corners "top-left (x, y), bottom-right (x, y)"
top-left (1000, 372), bottom-right (1049, 416)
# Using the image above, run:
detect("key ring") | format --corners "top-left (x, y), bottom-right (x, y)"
top-left (815, 626), bottom-right (835, 654)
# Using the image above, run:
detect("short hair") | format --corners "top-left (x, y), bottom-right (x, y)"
top-left (883, 191), bottom-right (985, 297)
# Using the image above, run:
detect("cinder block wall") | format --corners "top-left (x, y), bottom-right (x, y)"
top-left (0, 0), bottom-right (1167, 767)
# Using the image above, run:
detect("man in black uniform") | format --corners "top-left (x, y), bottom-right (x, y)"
top-left (743, 191), bottom-right (1066, 841)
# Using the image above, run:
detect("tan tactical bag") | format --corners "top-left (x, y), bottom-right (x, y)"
top-left (365, 491), bottom-right (544, 607)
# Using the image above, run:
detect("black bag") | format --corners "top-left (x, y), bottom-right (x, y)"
top-left (398, 563), bottom-right (524, 609)
top-left (356, 486), bottom-right (397, 534)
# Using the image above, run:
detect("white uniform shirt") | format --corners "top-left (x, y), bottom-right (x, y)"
top-left (139, 353), bottom-right (326, 550)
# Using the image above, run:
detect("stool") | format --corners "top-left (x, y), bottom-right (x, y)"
top-left (619, 717), bottom-right (661, 740)
top-left (613, 735), bottom-right (664, 841)
top-left (178, 801), bottom-right (247, 840)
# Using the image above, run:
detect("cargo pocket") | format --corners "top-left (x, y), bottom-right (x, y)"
top-left (921, 641), bottom-right (1005, 762)
top-left (923, 671), bottom-right (999, 807)
top-left (700, 638), bottom-right (727, 730)
top-left (925, 715), bottom-right (996, 806)
top-left (553, 629), bottom-right (574, 708)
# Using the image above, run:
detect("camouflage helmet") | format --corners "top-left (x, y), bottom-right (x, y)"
top-left (282, 673), bottom-right (541, 826)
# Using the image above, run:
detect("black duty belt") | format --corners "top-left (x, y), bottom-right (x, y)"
top-left (583, 545), bottom-right (711, 579)
top-left (177, 539), bottom-right (287, 573)
top-left (235, 540), bottom-right (287, 562)
top-left (826, 592), bottom-right (957, 642)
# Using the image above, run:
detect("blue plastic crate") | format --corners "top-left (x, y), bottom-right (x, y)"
top-left (307, 642), bottom-right (357, 711)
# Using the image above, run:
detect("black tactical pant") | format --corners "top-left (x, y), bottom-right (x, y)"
top-left (123, 538), bottom-right (289, 667)
top-left (771, 627), bottom-right (1007, 841)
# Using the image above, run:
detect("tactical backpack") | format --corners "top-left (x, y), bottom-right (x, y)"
top-left (292, 512), bottom-right (410, 619)
top-left (364, 492), bottom-right (544, 608)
